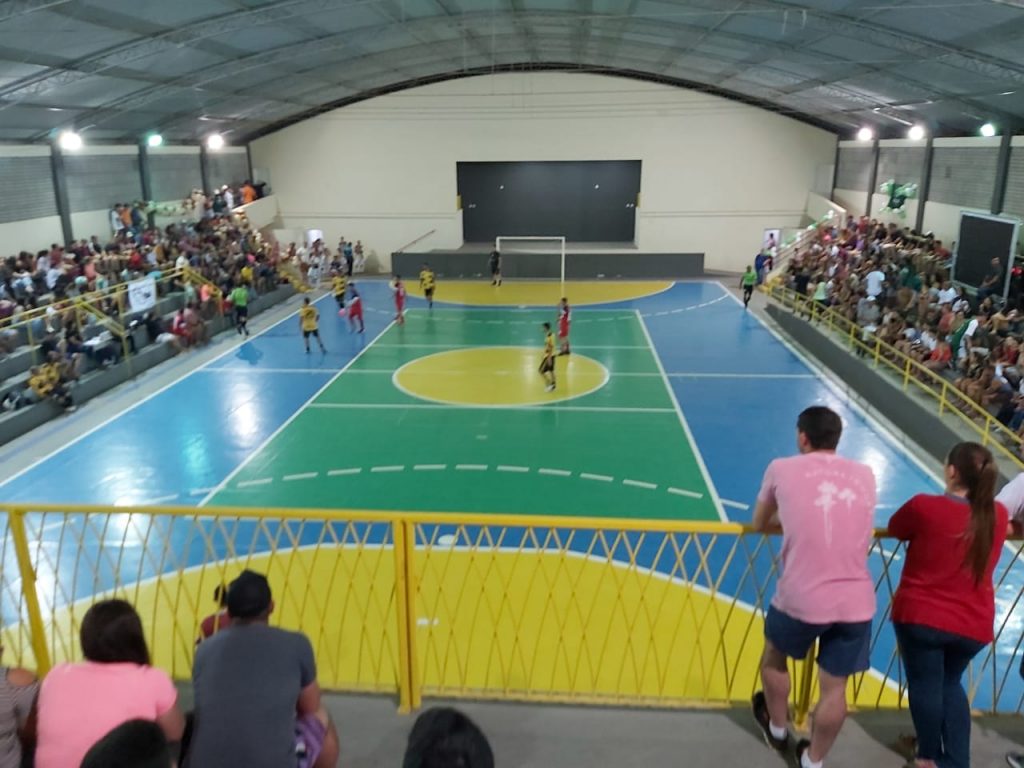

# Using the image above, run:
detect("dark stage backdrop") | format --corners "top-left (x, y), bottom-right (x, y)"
top-left (457, 160), bottom-right (641, 243)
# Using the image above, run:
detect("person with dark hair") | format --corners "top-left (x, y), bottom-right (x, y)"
top-left (196, 584), bottom-right (231, 644)
top-left (184, 570), bottom-right (339, 768)
top-left (0, 645), bottom-right (38, 768)
top-left (889, 442), bottom-right (1007, 768)
top-left (489, 249), bottom-right (501, 287)
top-left (35, 599), bottom-right (184, 768)
top-left (80, 719), bottom-right (174, 768)
top-left (751, 406), bottom-right (876, 768)
top-left (403, 707), bottom-right (493, 768)
top-left (539, 322), bottom-right (556, 392)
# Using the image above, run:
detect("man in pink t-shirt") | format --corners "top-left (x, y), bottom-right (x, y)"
top-left (751, 406), bottom-right (876, 768)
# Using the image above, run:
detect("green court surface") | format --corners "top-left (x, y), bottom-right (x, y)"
top-left (210, 309), bottom-right (721, 520)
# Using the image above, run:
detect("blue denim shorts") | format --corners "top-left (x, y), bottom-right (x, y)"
top-left (765, 605), bottom-right (872, 677)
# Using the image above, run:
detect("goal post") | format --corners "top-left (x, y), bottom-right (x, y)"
top-left (494, 236), bottom-right (567, 290)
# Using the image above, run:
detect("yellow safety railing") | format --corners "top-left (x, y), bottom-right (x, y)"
top-left (1, 504), bottom-right (1022, 723)
top-left (766, 284), bottom-right (1024, 471)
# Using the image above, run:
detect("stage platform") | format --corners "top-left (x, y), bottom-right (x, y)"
top-left (393, 242), bottom-right (704, 279)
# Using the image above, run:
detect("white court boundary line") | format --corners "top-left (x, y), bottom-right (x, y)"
top-left (0, 291), bottom-right (335, 491)
top-left (196, 319), bottom-right (397, 506)
top-left (717, 281), bottom-right (944, 488)
top-left (635, 309), bottom-right (727, 522)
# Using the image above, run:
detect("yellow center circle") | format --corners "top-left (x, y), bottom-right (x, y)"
top-left (393, 347), bottom-right (609, 406)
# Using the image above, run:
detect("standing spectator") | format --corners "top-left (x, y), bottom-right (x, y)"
top-left (750, 406), bottom-right (876, 768)
top-left (754, 251), bottom-right (768, 286)
top-left (342, 240), bottom-right (354, 277)
top-left (865, 262), bottom-right (886, 298)
top-left (403, 708), bottom-right (493, 768)
top-left (888, 442), bottom-right (1007, 768)
top-left (184, 570), bottom-right (339, 768)
top-left (241, 180), bottom-right (257, 205)
top-left (35, 600), bottom-right (185, 768)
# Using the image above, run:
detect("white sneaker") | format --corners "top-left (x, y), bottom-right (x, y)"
top-left (545, 384), bottom-right (555, 392)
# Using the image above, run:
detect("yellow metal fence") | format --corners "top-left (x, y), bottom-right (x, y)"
top-left (2, 504), bottom-right (1023, 721)
top-left (766, 284), bottom-right (1024, 470)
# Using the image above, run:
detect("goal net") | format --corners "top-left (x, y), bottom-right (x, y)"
top-left (494, 236), bottom-right (567, 288)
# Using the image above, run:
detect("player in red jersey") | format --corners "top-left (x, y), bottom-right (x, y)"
top-left (393, 274), bottom-right (406, 325)
top-left (347, 283), bottom-right (365, 333)
top-left (557, 297), bottom-right (571, 356)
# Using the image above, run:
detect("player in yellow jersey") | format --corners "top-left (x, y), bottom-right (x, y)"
top-left (419, 263), bottom-right (436, 309)
top-left (332, 273), bottom-right (348, 310)
top-left (539, 322), bottom-right (556, 392)
top-left (299, 297), bottom-right (326, 354)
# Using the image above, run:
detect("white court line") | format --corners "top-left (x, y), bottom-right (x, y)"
top-left (455, 464), bottom-right (488, 471)
top-left (668, 487), bottom-right (703, 499)
top-left (623, 479), bottom-right (657, 490)
top-left (197, 319), bottom-right (397, 506)
top-left (307, 403), bottom-right (675, 413)
top-left (0, 291), bottom-right (335, 492)
top-left (237, 478), bottom-right (273, 488)
top-left (373, 343), bottom-right (648, 350)
top-left (198, 368), bottom-right (339, 375)
top-left (580, 472), bottom-right (614, 482)
top-left (721, 498), bottom-right (750, 510)
top-left (139, 493), bottom-right (180, 505)
top-left (497, 465), bottom-right (530, 473)
top-left (666, 373), bottom-right (816, 379)
top-left (636, 309), bottom-right (727, 522)
top-left (538, 468), bottom-right (572, 477)
top-left (413, 464), bottom-right (447, 471)
top-left (283, 472), bottom-right (318, 481)
top-left (371, 465), bottom-right (405, 473)
top-left (327, 467), bottom-right (362, 476)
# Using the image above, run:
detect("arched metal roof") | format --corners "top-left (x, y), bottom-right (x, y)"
top-left (1, 0), bottom-right (1023, 143)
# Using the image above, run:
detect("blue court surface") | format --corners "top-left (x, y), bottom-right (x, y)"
top-left (1, 279), bottom-right (1020, 709)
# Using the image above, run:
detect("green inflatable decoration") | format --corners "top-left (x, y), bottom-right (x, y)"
top-left (878, 179), bottom-right (918, 219)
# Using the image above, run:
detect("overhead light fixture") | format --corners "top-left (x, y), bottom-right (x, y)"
top-left (206, 133), bottom-right (225, 151)
top-left (856, 127), bottom-right (874, 141)
top-left (980, 122), bottom-right (997, 137)
top-left (57, 130), bottom-right (82, 151)
top-left (146, 133), bottom-right (163, 148)
top-left (907, 124), bottom-right (926, 141)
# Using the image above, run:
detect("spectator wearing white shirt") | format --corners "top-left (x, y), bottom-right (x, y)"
top-left (865, 266), bottom-right (886, 298)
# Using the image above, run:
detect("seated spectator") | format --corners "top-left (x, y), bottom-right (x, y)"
top-left (403, 707), bottom-right (494, 768)
top-left (196, 584), bottom-right (231, 644)
top-left (0, 647), bottom-right (38, 768)
top-left (80, 719), bottom-right (174, 768)
top-left (35, 599), bottom-right (184, 768)
top-left (184, 570), bottom-right (339, 768)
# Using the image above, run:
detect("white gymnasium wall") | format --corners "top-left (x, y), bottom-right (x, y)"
top-left (0, 214), bottom-right (64, 253)
top-left (250, 72), bottom-right (838, 272)
top-left (0, 144), bottom-right (63, 253)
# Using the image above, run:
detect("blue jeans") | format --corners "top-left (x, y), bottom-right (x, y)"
top-left (894, 622), bottom-right (985, 768)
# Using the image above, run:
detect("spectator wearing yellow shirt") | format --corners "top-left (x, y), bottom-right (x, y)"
top-left (298, 297), bottom-right (326, 354)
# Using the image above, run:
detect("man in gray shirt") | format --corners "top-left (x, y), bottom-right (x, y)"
top-left (185, 570), bottom-right (339, 768)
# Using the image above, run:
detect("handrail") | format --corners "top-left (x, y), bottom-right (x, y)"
top-left (764, 208), bottom-right (839, 282)
top-left (395, 229), bottom-right (437, 254)
top-left (765, 284), bottom-right (1024, 469)
top-left (3, 502), bottom-right (1023, 720)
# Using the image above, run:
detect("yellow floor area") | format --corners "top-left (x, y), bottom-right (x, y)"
top-left (404, 280), bottom-right (672, 306)
top-left (393, 347), bottom-right (609, 406)
top-left (27, 546), bottom-right (899, 709)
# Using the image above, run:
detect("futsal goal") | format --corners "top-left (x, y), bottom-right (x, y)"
top-left (494, 236), bottom-right (567, 289)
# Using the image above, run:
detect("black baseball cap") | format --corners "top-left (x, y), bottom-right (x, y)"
top-left (226, 570), bottom-right (272, 619)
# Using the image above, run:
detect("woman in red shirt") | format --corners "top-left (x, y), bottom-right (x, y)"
top-left (888, 442), bottom-right (1007, 768)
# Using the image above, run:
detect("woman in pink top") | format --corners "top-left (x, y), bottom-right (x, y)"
top-left (35, 599), bottom-right (185, 768)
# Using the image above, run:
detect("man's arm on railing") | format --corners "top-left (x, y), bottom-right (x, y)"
top-left (752, 499), bottom-right (781, 534)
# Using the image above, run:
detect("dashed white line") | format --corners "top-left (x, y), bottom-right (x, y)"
top-left (370, 465), bottom-right (405, 473)
top-left (413, 464), bottom-right (447, 471)
top-left (455, 464), bottom-right (488, 471)
top-left (238, 478), bottom-right (273, 488)
top-left (327, 468), bottom-right (362, 476)
top-left (720, 498), bottom-right (749, 510)
top-left (538, 468), bottom-right (572, 477)
top-left (668, 487), bottom-right (704, 499)
top-left (140, 494), bottom-right (180, 505)
top-left (497, 465), bottom-right (530, 473)
top-left (189, 487), bottom-right (216, 496)
top-left (283, 472), bottom-right (318, 481)
top-left (623, 479), bottom-right (658, 490)
top-left (580, 472), bottom-right (614, 482)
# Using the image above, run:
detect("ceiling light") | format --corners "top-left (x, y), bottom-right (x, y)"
top-left (980, 122), bottom-right (997, 137)
top-left (57, 130), bottom-right (82, 151)
top-left (907, 124), bottom-right (926, 141)
top-left (205, 133), bottom-right (225, 151)
top-left (146, 133), bottom-right (163, 148)
top-left (856, 127), bottom-right (874, 141)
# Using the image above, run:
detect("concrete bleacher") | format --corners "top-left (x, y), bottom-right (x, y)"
top-left (0, 284), bottom-right (295, 445)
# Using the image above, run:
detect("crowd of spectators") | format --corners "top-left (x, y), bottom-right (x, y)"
top-left (0, 571), bottom-right (494, 768)
top-left (776, 214), bottom-right (1024, 448)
